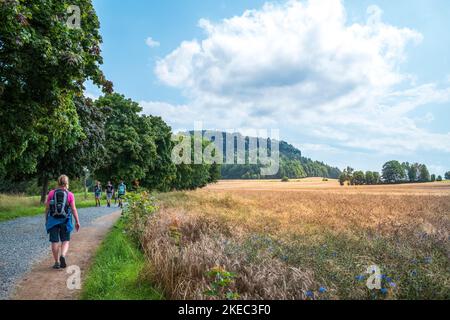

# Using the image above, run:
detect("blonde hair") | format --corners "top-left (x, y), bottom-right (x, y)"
top-left (58, 175), bottom-right (69, 188)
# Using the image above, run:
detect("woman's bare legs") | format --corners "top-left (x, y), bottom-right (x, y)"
top-left (51, 243), bottom-right (59, 263)
top-left (51, 241), bottom-right (70, 261)
top-left (61, 241), bottom-right (70, 257)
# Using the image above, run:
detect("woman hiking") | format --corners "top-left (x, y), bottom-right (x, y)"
top-left (45, 175), bottom-right (81, 269)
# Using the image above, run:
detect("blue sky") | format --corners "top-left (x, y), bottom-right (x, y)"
top-left (87, 0), bottom-right (450, 175)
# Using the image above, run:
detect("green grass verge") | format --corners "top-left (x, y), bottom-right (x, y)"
top-left (0, 193), bottom-right (100, 222)
top-left (81, 219), bottom-right (163, 300)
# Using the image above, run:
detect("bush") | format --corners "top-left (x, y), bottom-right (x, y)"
top-left (122, 192), bottom-right (158, 243)
top-left (281, 177), bottom-right (289, 182)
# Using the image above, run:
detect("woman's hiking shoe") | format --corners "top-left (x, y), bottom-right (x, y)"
top-left (60, 256), bottom-right (67, 269)
top-left (53, 262), bottom-right (60, 269)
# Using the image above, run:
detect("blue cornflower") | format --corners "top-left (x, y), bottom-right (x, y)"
top-left (319, 287), bottom-right (327, 294)
top-left (410, 270), bottom-right (417, 277)
top-left (355, 275), bottom-right (365, 282)
top-left (380, 288), bottom-right (389, 295)
top-left (386, 277), bottom-right (393, 282)
top-left (389, 282), bottom-right (397, 288)
top-left (306, 291), bottom-right (314, 298)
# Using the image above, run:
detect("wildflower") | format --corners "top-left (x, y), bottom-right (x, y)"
top-left (306, 291), bottom-right (314, 298)
top-left (355, 275), bottom-right (365, 282)
top-left (410, 270), bottom-right (417, 277)
top-left (389, 282), bottom-right (397, 288)
top-left (319, 287), bottom-right (327, 294)
top-left (380, 288), bottom-right (388, 295)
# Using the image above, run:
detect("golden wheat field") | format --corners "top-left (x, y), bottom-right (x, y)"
top-left (141, 179), bottom-right (450, 300)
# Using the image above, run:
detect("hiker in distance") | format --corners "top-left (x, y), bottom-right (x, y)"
top-left (94, 181), bottom-right (102, 207)
top-left (105, 181), bottom-right (114, 208)
top-left (45, 175), bottom-right (81, 270)
top-left (117, 180), bottom-right (126, 208)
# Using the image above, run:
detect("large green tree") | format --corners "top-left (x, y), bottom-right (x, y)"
top-left (171, 134), bottom-right (220, 190)
top-left (94, 94), bottom-right (157, 187)
top-left (353, 171), bottom-right (366, 185)
top-left (445, 172), bottom-right (450, 180)
top-left (372, 172), bottom-right (381, 184)
top-left (407, 163), bottom-right (420, 182)
top-left (418, 164), bottom-right (430, 182)
top-left (35, 96), bottom-right (107, 202)
top-left (365, 171), bottom-right (375, 185)
top-left (0, 0), bottom-right (111, 181)
top-left (140, 116), bottom-right (176, 192)
top-left (382, 161), bottom-right (406, 183)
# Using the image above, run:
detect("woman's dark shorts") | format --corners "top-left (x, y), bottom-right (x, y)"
top-left (49, 223), bottom-right (71, 243)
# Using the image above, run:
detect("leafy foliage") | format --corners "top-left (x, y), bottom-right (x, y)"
top-left (171, 134), bottom-right (220, 191)
top-left (0, 0), bottom-right (111, 178)
top-left (94, 94), bottom-right (158, 187)
top-left (382, 161), bottom-right (406, 184)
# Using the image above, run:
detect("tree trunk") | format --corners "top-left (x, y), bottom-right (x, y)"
top-left (40, 176), bottom-right (49, 205)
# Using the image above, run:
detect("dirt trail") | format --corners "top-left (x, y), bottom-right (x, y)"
top-left (11, 210), bottom-right (121, 300)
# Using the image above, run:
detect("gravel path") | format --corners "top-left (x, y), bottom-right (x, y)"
top-left (0, 206), bottom-right (120, 300)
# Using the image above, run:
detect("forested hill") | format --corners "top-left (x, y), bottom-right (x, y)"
top-left (221, 139), bottom-right (341, 180)
top-left (188, 131), bottom-right (341, 180)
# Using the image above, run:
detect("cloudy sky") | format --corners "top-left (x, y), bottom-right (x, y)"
top-left (88, 0), bottom-right (450, 174)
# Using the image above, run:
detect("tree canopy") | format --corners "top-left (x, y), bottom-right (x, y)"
top-left (382, 161), bottom-right (406, 184)
top-left (94, 94), bottom-right (158, 186)
top-left (0, 0), bottom-right (111, 181)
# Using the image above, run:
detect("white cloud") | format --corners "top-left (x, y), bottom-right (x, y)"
top-left (149, 0), bottom-right (450, 155)
top-left (85, 91), bottom-right (100, 101)
top-left (145, 37), bottom-right (160, 48)
top-left (298, 143), bottom-right (341, 154)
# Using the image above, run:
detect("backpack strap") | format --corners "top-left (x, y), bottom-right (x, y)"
top-left (62, 190), bottom-right (68, 213)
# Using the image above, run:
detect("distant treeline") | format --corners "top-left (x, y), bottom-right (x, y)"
top-left (339, 161), bottom-right (448, 186)
top-left (220, 137), bottom-right (341, 180)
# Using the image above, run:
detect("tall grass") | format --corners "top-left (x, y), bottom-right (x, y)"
top-left (81, 219), bottom-right (163, 300)
top-left (135, 189), bottom-right (450, 300)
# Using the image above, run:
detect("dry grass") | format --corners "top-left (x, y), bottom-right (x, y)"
top-left (139, 180), bottom-right (450, 300)
top-left (0, 194), bottom-right (41, 210)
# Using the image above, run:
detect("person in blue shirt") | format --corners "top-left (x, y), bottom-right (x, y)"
top-left (94, 181), bottom-right (102, 207)
top-left (117, 180), bottom-right (126, 208)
